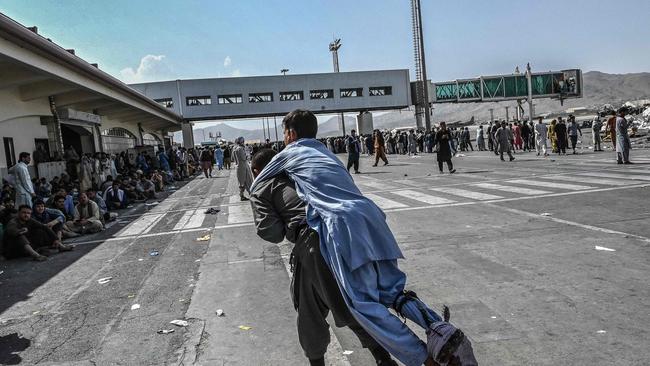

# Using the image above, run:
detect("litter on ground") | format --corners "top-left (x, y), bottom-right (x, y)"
top-left (170, 319), bottom-right (189, 327)
top-left (97, 277), bottom-right (112, 284)
top-left (343, 350), bottom-right (354, 355)
top-left (205, 208), bottom-right (220, 215)
top-left (131, 304), bottom-right (140, 310)
top-left (157, 329), bottom-right (175, 334)
top-left (540, 213), bottom-right (552, 216)
top-left (196, 235), bottom-right (211, 241)
top-left (238, 325), bottom-right (252, 330)
top-left (595, 246), bottom-right (616, 252)
top-left (216, 309), bottom-right (225, 317)
top-left (149, 250), bottom-right (159, 256)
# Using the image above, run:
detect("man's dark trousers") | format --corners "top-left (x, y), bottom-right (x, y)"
top-left (346, 152), bottom-right (359, 173)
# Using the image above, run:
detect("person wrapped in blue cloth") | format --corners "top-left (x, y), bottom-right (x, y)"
top-left (250, 110), bottom-right (477, 366)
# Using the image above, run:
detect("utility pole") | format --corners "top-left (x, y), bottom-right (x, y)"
top-left (526, 63), bottom-right (534, 122)
top-left (329, 38), bottom-right (346, 136)
top-left (280, 69), bottom-right (289, 75)
top-left (273, 116), bottom-right (279, 142)
top-left (411, 0), bottom-right (431, 131)
top-left (489, 108), bottom-right (494, 124)
top-left (505, 106), bottom-right (510, 122)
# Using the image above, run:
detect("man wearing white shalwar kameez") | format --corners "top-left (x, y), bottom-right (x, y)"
top-left (9, 152), bottom-right (36, 208)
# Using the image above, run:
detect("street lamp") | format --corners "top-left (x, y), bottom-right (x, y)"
top-left (281, 69), bottom-right (289, 75)
top-left (329, 38), bottom-right (345, 135)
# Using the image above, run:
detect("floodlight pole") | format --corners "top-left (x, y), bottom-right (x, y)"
top-left (329, 39), bottom-right (346, 136)
top-left (411, 0), bottom-right (431, 131)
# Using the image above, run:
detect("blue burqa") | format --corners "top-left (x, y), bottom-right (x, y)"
top-left (251, 138), bottom-right (441, 366)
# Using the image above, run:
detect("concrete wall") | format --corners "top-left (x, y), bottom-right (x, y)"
top-left (130, 69), bottom-right (411, 120)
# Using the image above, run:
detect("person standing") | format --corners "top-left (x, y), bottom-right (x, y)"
top-left (434, 122), bottom-right (456, 174)
top-left (495, 122), bottom-right (515, 161)
top-left (615, 108), bottom-right (632, 164)
top-left (372, 130), bottom-right (389, 167)
top-left (476, 125), bottom-right (486, 151)
top-left (223, 144), bottom-right (232, 170)
top-left (487, 122), bottom-right (495, 151)
top-left (513, 122), bottom-right (523, 151)
top-left (567, 116), bottom-right (582, 154)
top-left (407, 130), bottom-right (418, 155)
top-left (521, 121), bottom-right (531, 151)
top-left (233, 137), bottom-right (254, 200)
top-left (199, 148), bottom-right (213, 178)
top-left (346, 129), bottom-right (361, 174)
top-left (592, 116), bottom-right (603, 151)
top-left (555, 118), bottom-right (568, 155)
top-left (214, 145), bottom-right (224, 170)
top-left (548, 120), bottom-right (558, 153)
top-left (9, 152), bottom-right (36, 208)
top-left (534, 117), bottom-right (548, 156)
top-left (605, 111), bottom-right (617, 150)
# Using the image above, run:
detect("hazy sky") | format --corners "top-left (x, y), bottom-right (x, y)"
top-left (2, 0), bottom-right (649, 129)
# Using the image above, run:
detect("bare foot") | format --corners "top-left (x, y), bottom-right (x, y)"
top-left (33, 255), bottom-right (48, 262)
top-left (59, 244), bottom-right (74, 252)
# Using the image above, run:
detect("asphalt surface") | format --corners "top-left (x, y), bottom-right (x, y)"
top-left (1, 137), bottom-right (650, 366)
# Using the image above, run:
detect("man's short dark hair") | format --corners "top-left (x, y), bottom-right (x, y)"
top-left (283, 109), bottom-right (318, 139)
top-left (34, 199), bottom-right (45, 206)
top-left (19, 152), bottom-right (30, 160)
top-left (251, 148), bottom-right (277, 172)
top-left (18, 204), bottom-right (32, 211)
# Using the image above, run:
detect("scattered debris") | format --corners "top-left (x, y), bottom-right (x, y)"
top-left (149, 250), bottom-right (160, 256)
top-left (342, 350), bottom-right (354, 355)
top-left (157, 329), bottom-right (175, 334)
top-left (170, 319), bottom-right (189, 327)
top-left (595, 246), bottom-right (616, 252)
top-left (32, 311), bottom-right (40, 315)
top-left (127, 294), bottom-right (135, 298)
top-left (196, 235), bottom-right (211, 242)
top-left (205, 208), bottom-right (221, 215)
top-left (404, 174), bottom-right (408, 177)
top-left (131, 304), bottom-right (140, 310)
top-left (189, 284), bottom-right (195, 288)
top-left (238, 325), bottom-right (252, 330)
top-left (97, 277), bottom-right (112, 284)
top-left (138, 258), bottom-right (144, 262)
top-left (540, 213), bottom-right (552, 216)
top-left (216, 309), bottom-right (225, 317)
top-left (596, 330), bottom-right (607, 334)
top-left (490, 316), bottom-right (497, 319)
top-left (194, 259), bottom-right (201, 262)
top-left (145, 201), bottom-right (160, 206)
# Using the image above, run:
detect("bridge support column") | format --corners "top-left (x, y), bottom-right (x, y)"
top-left (356, 111), bottom-right (374, 136)
top-left (181, 121), bottom-right (194, 148)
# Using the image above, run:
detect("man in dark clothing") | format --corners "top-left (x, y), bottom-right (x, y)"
top-left (3, 205), bottom-right (73, 261)
top-left (346, 129), bottom-right (361, 174)
top-left (105, 181), bottom-right (129, 210)
top-left (435, 122), bottom-right (456, 174)
top-left (249, 149), bottom-right (397, 366)
top-left (555, 118), bottom-right (568, 155)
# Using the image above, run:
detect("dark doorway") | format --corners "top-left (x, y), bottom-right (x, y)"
top-left (3, 137), bottom-right (16, 168)
top-left (61, 124), bottom-right (95, 155)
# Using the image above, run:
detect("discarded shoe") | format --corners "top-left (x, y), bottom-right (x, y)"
top-left (205, 208), bottom-right (221, 215)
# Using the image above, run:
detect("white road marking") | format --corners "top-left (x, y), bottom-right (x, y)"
top-left (579, 172), bottom-right (650, 181)
top-left (550, 175), bottom-right (631, 186)
top-left (506, 179), bottom-right (593, 191)
top-left (430, 187), bottom-right (503, 201)
top-left (358, 180), bottom-right (400, 191)
top-left (391, 190), bottom-right (455, 205)
top-left (173, 211), bottom-right (194, 231)
top-left (141, 212), bottom-right (166, 234)
top-left (118, 214), bottom-right (164, 237)
top-left (394, 179), bottom-right (429, 188)
top-left (473, 182), bottom-right (551, 195)
top-left (228, 203), bottom-right (253, 224)
top-left (364, 193), bottom-right (408, 209)
top-left (186, 210), bottom-right (206, 229)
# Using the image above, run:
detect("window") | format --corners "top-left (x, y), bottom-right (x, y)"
top-left (279, 91), bottom-right (304, 101)
top-left (186, 96), bottom-right (212, 106)
top-left (340, 88), bottom-right (363, 98)
top-left (369, 86), bottom-right (392, 96)
top-left (154, 98), bottom-right (174, 108)
top-left (3, 137), bottom-right (16, 167)
top-left (217, 94), bottom-right (243, 104)
top-left (248, 92), bottom-right (273, 103)
top-left (310, 89), bottom-right (334, 99)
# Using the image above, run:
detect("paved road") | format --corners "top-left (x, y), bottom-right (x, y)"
top-left (1, 146), bottom-right (649, 365)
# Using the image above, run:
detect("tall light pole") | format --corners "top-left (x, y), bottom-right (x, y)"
top-left (281, 68), bottom-right (289, 75)
top-left (329, 38), bottom-right (346, 136)
top-left (411, 0), bottom-right (431, 131)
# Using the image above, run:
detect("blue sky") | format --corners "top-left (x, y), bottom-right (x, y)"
top-left (2, 0), bottom-right (649, 129)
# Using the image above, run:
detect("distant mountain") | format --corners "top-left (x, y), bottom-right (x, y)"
top-left (175, 71), bottom-right (650, 143)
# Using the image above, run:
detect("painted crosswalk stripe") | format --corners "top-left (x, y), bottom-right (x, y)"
top-left (173, 211), bottom-right (194, 231)
top-left (186, 210), bottom-right (206, 229)
top-left (506, 179), bottom-right (592, 191)
top-left (549, 175), bottom-right (632, 186)
top-left (365, 193), bottom-right (408, 209)
top-left (391, 190), bottom-right (455, 205)
top-left (358, 180), bottom-right (399, 191)
top-left (579, 172), bottom-right (650, 181)
top-left (227, 204), bottom-right (253, 224)
top-left (473, 182), bottom-right (550, 195)
top-left (429, 187), bottom-right (503, 201)
top-left (394, 179), bottom-right (429, 188)
top-left (118, 214), bottom-right (164, 237)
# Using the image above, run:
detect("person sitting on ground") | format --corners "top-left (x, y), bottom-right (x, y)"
top-left (250, 148), bottom-right (398, 366)
top-left (50, 192), bottom-right (75, 221)
top-left (50, 194), bottom-right (79, 238)
top-left (105, 181), bottom-right (128, 210)
top-left (64, 192), bottom-right (103, 235)
top-left (3, 205), bottom-right (73, 261)
top-left (136, 174), bottom-right (156, 200)
top-left (32, 199), bottom-right (65, 240)
top-left (86, 189), bottom-right (117, 222)
top-left (0, 197), bottom-right (17, 226)
top-left (150, 170), bottom-right (164, 192)
top-left (100, 175), bottom-right (114, 194)
top-left (37, 177), bottom-right (52, 199)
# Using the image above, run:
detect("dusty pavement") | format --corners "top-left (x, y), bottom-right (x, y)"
top-left (1, 144), bottom-right (650, 365)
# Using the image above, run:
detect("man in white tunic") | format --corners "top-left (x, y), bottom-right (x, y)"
top-left (9, 152), bottom-right (36, 208)
top-left (534, 117), bottom-right (548, 157)
top-left (615, 108), bottom-right (632, 164)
